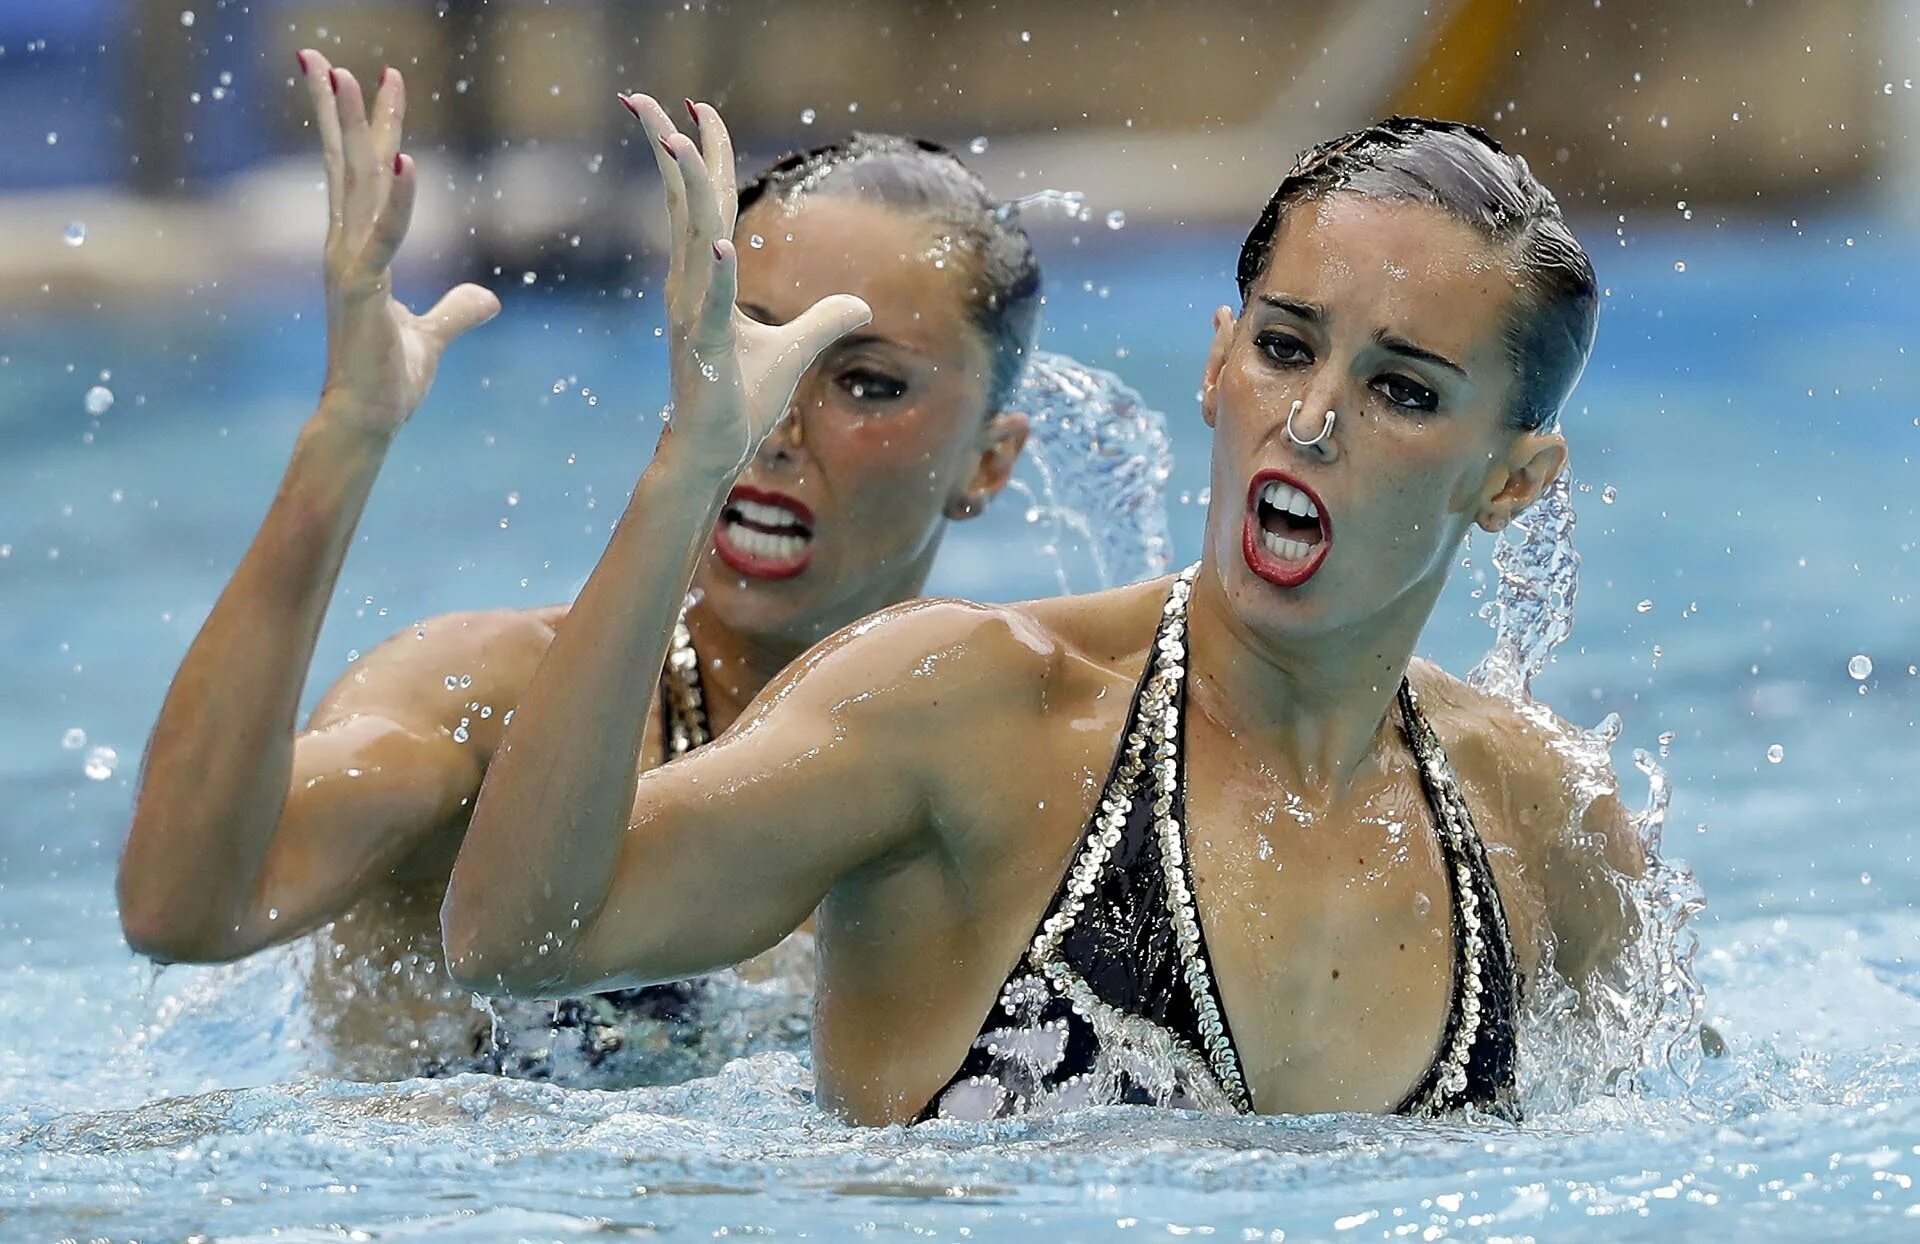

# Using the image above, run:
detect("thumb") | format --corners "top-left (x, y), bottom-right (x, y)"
top-left (421, 283), bottom-right (502, 346)
top-left (765, 294), bottom-right (872, 392)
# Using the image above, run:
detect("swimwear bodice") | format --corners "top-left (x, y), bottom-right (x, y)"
top-left (924, 565), bottom-right (1519, 1120)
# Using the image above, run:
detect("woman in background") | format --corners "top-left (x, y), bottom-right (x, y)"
top-left (117, 52), bottom-right (1048, 1084)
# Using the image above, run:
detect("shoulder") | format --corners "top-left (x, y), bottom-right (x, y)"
top-left (1407, 658), bottom-right (1642, 884)
top-left (758, 596), bottom-right (1071, 724)
top-left (311, 606), bottom-right (564, 732)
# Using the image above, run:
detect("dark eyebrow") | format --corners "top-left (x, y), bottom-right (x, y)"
top-left (1256, 293), bottom-right (1324, 323)
top-left (1374, 331), bottom-right (1468, 379)
top-left (740, 301), bottom-right (901, 356)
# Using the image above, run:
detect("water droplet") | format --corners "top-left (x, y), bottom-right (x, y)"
top-left (63, 221), bottom-right (86, 247)
top-left (1848, 654), bottom-right (1873, 680)
top-left (799, 108), bottom-right (816, 125)
top-left (1105, 210), bottom-right (1127, 230)
top-left (45, 131), bottom-right (58, 146)
top-left (1672, 261), bottom-right (1686, 273)
top-left (443, 675), bottom-right (458, 690)
top-left (699, 361), bottom-right (720, 382)
top-left (1020, 30), bottom-right (1031, 42)
top-left (968, 136), bottom-right (989, 155)
top-left (179, 9), bottom-right (195, 26)
top-left (1601, 485), bottom-right (1618, 504)
top-left (521, 271), bottom-right (537, 286)
top-left (1766, 743), bottom-right (1785, 764)
top-left (453, 724), bottom-right (470, 743)
top-left (748, 234), bottom-right (765, 249)
top-left (84, 745), bottom-right (118, 780)
top-left (61, 727), bottom-right (87, 750)
top-left (458, 673), bottom-right (472, 688)
top-left (84, 386), bottom-right (114, 416)
top-left (1636, 599), bottom-right (1653, 613)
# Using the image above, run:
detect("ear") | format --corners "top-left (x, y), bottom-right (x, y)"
top-left (1200, 304), bottom-right (1236, 430)
top-left (946, 410), bottom-right (1031, 521)
top-left (1476, 429), bottom-right (1567, 532)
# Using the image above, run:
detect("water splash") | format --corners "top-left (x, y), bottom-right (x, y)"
top-left (1007, 350), bottom-right (1174, 591)
top-left (995, 188), bottom-right (1090, 224)
top-left (1466, 474), bottom-right (1707, 1113)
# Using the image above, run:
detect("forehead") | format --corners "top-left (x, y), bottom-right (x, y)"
top-left (737, 195), bottom-right (983, 364)
top-left (1255, 195), bottom-right (1521, 364)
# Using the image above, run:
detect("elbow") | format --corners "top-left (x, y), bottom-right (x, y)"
top-left (439, 893), bottom-right (562, 997)
top-left (118, 895), bottom-right (237, 965)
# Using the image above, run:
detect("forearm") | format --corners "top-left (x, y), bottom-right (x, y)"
top-left (444, 439), bottom-right (733, 992)
top-left (120, 406), bottom-right (393, 959)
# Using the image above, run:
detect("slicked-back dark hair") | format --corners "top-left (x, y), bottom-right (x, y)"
top-left (1236, 117), bottom-right (1597, 432)
top-left (739, 134), bottom-right (1042, 414)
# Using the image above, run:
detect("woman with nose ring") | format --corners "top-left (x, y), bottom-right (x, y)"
top-left (118, 61), bottom-right (1047, 1084)
top-left (449, 109), bottom-right (1648, 1123)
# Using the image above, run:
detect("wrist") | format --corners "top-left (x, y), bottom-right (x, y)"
top-left (315, 388), bottom-right (408, 439)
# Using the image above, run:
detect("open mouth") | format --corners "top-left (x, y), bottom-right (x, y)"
top-left (713, 485), bottom-right (816, 580)
top-left (1241, 470), bottom-right (1332, 588)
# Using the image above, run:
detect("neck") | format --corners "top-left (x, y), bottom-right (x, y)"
top-left (679, 604), bottom-right (809, 734)
top-left (1180, 555), bottom-right (1443, 799)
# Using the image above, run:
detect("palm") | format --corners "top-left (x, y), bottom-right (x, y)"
top-left (622, 94), bottom-right (870, 470)
top-left (298, 50), bottom-right (498, 434)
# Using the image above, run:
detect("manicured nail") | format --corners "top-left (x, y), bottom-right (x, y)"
top-left (661, 135), bottom-right (677, 156)
top-left (684, 98), bottom-right (699, 124)
top-left (294, 50), bottom-right (309, 76)
top-left (328, 68), bottom-right (340, 95)
top-left (618, 94), bottom-right (640, 118)
top-left (378, 66), bottom-right (390, 89)
top-left (393, 152), bottom-right (405, 176)
top-left (713, 242), bottom-right (725, 262)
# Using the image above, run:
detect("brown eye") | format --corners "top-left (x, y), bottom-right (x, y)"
top-left (838, 368), bottom-right (908, 406)
top-left (1254, 331), bottom-right (1312, 367)
top-left (1373, 373), bottom-right (1439, 413)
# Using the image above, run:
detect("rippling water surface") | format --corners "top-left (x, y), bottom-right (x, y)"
top-left (4, 223), bottom-right (1917, 1239)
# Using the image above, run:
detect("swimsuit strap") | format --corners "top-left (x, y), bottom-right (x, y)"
top-left (661, 599), bottom-right (710, 758)
top-left (1392, 680), bottom-right (1521, 1114)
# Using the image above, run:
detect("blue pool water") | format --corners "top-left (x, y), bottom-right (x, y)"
top-left (2, 218), bottom-right (1918, 1239)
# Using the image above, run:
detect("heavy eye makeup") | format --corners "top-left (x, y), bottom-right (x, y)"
top-left (1253, 328), bottom-right (1443, 415)
top-left (834, 362), bottom-right (910, 407)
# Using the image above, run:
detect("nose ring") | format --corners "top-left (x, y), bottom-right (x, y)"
top-left (1284, 399), bottom-right (1335, 448)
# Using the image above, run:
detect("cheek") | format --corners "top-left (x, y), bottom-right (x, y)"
top-left (816, 410), bottom-right (954, 507)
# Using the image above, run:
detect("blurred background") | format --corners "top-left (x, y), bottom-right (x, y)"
top-left (3, 0), bottom-right (1918, 926)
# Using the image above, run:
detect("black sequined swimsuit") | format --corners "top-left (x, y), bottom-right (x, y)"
top-left (923, 566), bottom-right (1519, 1120)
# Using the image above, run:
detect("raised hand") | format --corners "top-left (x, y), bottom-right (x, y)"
top-left (617, 93), bottom-right (872, 471)
top-left (296, 49), bottom-right (500, 436)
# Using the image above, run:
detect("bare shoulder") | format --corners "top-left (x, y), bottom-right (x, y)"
top-left (1407, 659), bottom-right (1639, 877)
top-left (748, 595), bottom-right (1074, 728)
top-left (310, 605), bottom-right (565, 734)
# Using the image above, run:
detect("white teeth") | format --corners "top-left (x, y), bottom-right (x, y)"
top-left (724, 520), bottom-right (808, 562)
top-left (1260, 528), bottom-right (1317, 563)
top-left (1259, 480), bottom-right (1320, 520)
top-left (731, 498), bottom-right (805, 529)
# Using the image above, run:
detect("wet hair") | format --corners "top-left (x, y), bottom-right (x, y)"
top-left (1235, 117), bottom-right (1597, 432)
top-left (738, 134), bottom-right (1042, 413)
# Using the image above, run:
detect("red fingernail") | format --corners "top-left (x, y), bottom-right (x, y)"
top-left (328, 68), bottom-right (340, 95)
top-left (378, 66), bottom-right (390, 89)
top-left (661, 135), bottom-right (676, 156)
top-left (294, 50), bottom-right (308, 75)
top-left (618, 94), bottom-right (640, 118)
top-left (684, 98), bottom-right (699, 123)
top-left (393, 152), bottom-right (405, 176)
top-left (713, 242), bottom-right (725, 262)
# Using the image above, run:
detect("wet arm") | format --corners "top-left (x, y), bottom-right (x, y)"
top-left (118, 52), bottom-right (498, 963)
